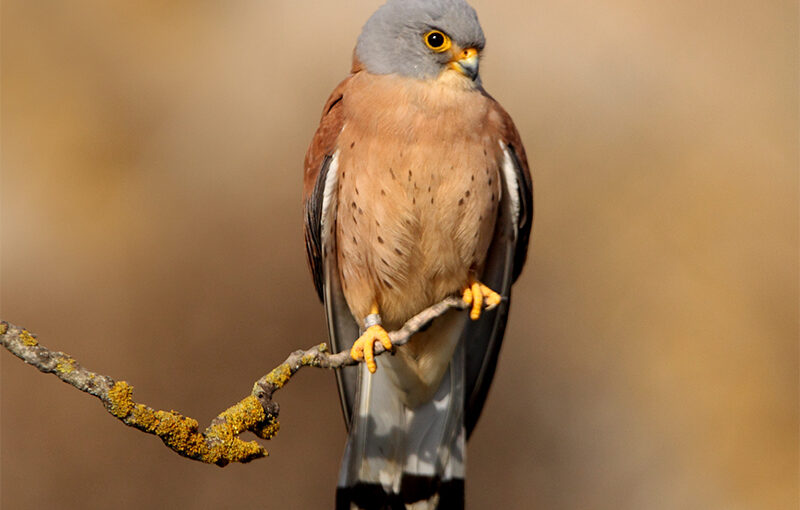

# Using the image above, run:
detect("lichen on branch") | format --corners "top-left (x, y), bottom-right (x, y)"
top-left (0, 296), bottom-right (468, 466)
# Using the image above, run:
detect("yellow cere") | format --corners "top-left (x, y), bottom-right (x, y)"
top-left (458, 47), bottom-right (478, 61)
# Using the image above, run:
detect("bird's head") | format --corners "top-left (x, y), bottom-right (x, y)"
top-left (355, 0), bottom-right (486, 85)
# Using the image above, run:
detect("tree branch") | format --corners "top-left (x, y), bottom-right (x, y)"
top-left (1, 296), bottom-right (468, 466)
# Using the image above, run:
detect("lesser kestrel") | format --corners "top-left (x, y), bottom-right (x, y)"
top-left (303, 1), bottom-right (532, 508)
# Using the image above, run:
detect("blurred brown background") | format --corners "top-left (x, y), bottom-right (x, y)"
top-left (1, 1), bottom-right (797, 509)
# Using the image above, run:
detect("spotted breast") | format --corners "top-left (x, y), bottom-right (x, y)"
top-left (335, 71), bottom-right (501, 330)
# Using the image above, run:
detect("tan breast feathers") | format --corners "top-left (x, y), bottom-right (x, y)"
top-left (334, 73), bottom-right (501, 327)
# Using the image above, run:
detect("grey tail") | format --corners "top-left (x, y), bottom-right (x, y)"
top-left (335, 339), bottom-right (466, 510)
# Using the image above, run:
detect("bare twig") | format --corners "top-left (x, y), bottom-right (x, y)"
top-left (0, 296), bottom-right (467, 466)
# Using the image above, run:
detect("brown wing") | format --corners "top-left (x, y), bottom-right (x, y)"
top-left (485, 92), bottom-right (534, 281)
top-left (463, 91), bottom-right (533, 437)
top-left (303, 77), bottom-right (352, 300)
top-left (303, 74), bottom-right (363, 426)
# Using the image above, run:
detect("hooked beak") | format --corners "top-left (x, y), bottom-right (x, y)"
top-left (449, 47), bottom-right (479, 81)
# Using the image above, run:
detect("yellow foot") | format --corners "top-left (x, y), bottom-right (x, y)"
top-left (462, 281), bottom-right (502, 320)
top-left (350, 317), bottom-right (393, 374)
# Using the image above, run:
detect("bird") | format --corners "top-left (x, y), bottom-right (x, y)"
top-left (302, 0), bottom-right (532, 508)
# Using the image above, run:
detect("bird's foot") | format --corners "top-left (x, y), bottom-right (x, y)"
top-left (350, 306), bottom-right (393, 373)
top-left (462, 280), bottom-right (502, 320)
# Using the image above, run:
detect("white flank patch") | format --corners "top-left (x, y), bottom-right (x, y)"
top-left (320, 150), bottom-right (340, 249)
top-left (499, 142), bottom-right (520, 236)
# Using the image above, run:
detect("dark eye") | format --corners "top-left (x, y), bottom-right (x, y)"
top-left (424, 30), bottom-right (451, 53)
top-left (427, 32), bottom-right (444, 48)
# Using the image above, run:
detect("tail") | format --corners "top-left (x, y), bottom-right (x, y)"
top-left (336, 333), bottom-right (466, 510)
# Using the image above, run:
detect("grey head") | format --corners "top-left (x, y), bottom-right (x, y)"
top-left (355, 0), bottom-right (486, 82)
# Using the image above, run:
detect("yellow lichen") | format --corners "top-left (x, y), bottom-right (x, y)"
top-left (55, 356), bottom-right (76, 374)
top-left (107, 381), bottom-right (135, 418)
top-left (126, 404), bottom-right (212, 461)
top-left (20, 329), bottom-right (38, 346)
top-left (254, 416), bottom-right (280, 440)
top-left (203, 396), bottom-right (269, 464)
top-left (208, 397), bottom-right (265, 437)
top-left (153, 411), bottom-right (208, 460)
top-left (264, 363), bottom-right (292, 388)
top-left (130, 403), bottom-right (158, 430)
top-left (108, 386), bottom-right (268, 465)
top-left (223, 438), bottom-right (267, 463)
top-left (0, 322), bottom-right (9, 335)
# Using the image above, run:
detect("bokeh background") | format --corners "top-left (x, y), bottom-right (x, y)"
top-left (1, 1), bottom-right (797, 509)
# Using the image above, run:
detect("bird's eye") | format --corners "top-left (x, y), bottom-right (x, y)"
top-left (424, 30), bottom-right (451, 53)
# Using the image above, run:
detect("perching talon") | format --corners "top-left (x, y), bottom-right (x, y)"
top-left (462, 280), bottom-right (502, 320)
top-left (350, 305), bottom-right (393, 373)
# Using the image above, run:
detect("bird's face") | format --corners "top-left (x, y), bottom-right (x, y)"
top-left (355, 0), bottom-right (486, 84)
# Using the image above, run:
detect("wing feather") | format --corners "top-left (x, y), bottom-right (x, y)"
top-left (303, 75), bottom-right (362, 427)
top-left (463, 95), bottom-right (533, 437)
top-left (485, 93), bottom-right (533, 281)
top-left (304, 77), bottom-right (352, 300)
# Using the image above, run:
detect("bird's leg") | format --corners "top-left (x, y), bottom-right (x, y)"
top-left (462, 279), bottom-right (502, 320)
top-left (350, 303), bottom-right (393, 374)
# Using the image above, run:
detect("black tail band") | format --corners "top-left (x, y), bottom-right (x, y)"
top-left (336, 476), bottom-right (465, 510)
